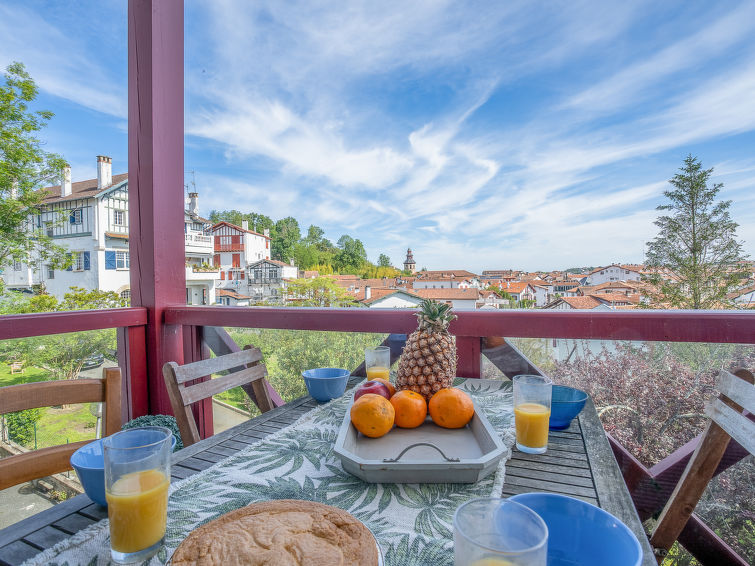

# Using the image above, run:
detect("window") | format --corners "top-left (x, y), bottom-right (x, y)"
top-left (113, 210), bottom-right (125, 225)
top-left (120, 289), bottom-right (131, 301)
top-left (213, 254), bottom-right (220, 267)
top-left (116, 251), bottom-right (129, 269)
top-left (47, 266), bottom-right (55, 279)
top-left (45, 222), bottom-right (54, 237)
top-left (232, 253), bottom-right (241, 268)
top-left (73, 253), bottom-right (84, 271)
top-left (13, 261), bottom-right (22, 271)
top-left (220, 235), bottom-right (232, 246)
top-left (70, 208), bottom-right (83, 225)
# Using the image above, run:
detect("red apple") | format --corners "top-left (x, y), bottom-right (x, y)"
top-left (354, 381), bottom-right (391, 401)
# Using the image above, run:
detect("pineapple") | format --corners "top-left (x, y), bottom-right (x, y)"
top-left (395, 299), bottom-right (457, 400)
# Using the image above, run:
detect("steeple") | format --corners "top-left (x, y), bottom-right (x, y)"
top-left (403, 248), bottom-right (416, 274)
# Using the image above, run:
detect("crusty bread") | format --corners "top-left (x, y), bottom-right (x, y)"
top-left (171, 499), bottom-right (379, 566)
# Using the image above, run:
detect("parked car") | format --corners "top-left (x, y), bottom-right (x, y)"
top-left (81, 353), bottom-right (105, 370)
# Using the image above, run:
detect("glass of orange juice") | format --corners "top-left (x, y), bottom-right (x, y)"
top-left (513, 375), bottom-right (552, 454)
top-left (365, 346), bottom-right (390, 382)
top-left (453, 498), bottom-right (548, 565)
top-left (103, 427), bottom-right (172, 564)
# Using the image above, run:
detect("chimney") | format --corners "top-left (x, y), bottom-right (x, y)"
top-left (365, 286), bottom-right (371, 300)
top-left (61, 166), bottom-right (72, 197)
top-left (10, 179), bottom-right (18, 199)
top-left (264, 228), bottom-right (270, 237)
top-left (242, 220), bottom-right (249, 231)
top-left (97, 155), bottom-right (112, 190)
top-left (188, 192), bottom-right (199, 215)
top-left (290, 258), bottom-right (295, 266)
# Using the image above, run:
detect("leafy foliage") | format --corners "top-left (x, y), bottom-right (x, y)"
top-left (284, 276), bottom-right (357, 307)
top-left (645, 155), bottom-right (748, 309)
top-left (5, 408), bottom-right (42, 444)
top-left (122, 414), bottom-right (184, 451)
top-left (0, 288), bottom-right (123, 379)
top-left (0, 62), bottom-right (69, 272)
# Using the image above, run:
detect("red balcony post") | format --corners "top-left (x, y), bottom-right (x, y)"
top-left (128, 0), bottom-right (186, 415)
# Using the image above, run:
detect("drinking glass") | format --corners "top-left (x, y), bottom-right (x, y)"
top-left (103, 427), bottom-right (172, 564)
top-left (453, 498), bottom-right (548, 565)
top-left (365, 346), bottom-right (390, 381)
top-left (513, 374), bottom-right (553, 454)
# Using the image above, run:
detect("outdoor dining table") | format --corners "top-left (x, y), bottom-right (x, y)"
top-left (0, 377), bottom-right (655, 566)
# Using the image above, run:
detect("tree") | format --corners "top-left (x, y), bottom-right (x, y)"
top-left (645, 155), bottom-right (748, 309)
top-left (378, 254), bottom-right (391, 268)
top-left (0, 288), bottom-right (124, 379)
top-left (0, 62), bottom-right (69, 272)
top-left (271, 216), bottom-right (300, 262)
top-left (334, 235), bottom-right (367, 273)
top-left (285, 277), bottom-right (356, 307)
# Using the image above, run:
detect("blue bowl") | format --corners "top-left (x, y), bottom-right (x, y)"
top-left (510, 493), bottom-right (642, 566)
top-left (301, 368), bottom-right (350, 402)
top-left (70, 434), bottom-right (177, 507)
top-left (549, 385), bottom-right (588, 430)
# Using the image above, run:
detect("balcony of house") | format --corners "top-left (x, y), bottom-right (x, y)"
top-left (185, 264), bottom-right (219, 282)
top-left (214, 242), bottom-right (244, 253)
top-left (184, 232), bottom-right (213, 255)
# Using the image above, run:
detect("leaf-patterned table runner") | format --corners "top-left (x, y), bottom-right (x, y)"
top-left (24, 379), bottom-right (515, 566)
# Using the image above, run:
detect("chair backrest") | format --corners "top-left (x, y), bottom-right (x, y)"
top-left (650, 368), bottom-right (754, 561)
top-left (0, 367), bottom-right (122, 491)
top-left (162, 346), bottom-right (274, 447)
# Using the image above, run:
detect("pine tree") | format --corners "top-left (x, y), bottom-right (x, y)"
top-left (644, 155), bottom-right (748, 309)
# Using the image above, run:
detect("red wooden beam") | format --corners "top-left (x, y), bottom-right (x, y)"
top-left (165, 306), bottom-right (418, 335)
top-left (128, 0), bottom-right (186, 415)
top-left (165, 306), bottom-right (755, 344)
top-left (0, 308), bottom-right (147, 340)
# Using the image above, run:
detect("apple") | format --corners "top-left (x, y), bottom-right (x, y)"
top-left (354, 381), bottom-right (391, 401)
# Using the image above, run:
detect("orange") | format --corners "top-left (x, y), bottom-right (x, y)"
top-left (390, 390), bottom-right (428, 428)
top-left (350, 394), bottom-right (395, 438)
top-left (371, 377), bottom-right (396, 397)
top-left (428, 388), bottom-right (474, 429)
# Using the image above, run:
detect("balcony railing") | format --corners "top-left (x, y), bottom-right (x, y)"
top-left (214, 243), bottom-right (244, 252)
top-left (1, 306), bottom-right (754, 564)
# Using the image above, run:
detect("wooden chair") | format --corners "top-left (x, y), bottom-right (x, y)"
top-left (162, 346), bottom-right (274, 447)
top-left (0, 367), bottom-right (122, 491)
top-left (650, 368), bottom-right (754, 562)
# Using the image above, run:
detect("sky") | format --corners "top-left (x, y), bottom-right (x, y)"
top-left (1, 1), bottom-right (754, 273)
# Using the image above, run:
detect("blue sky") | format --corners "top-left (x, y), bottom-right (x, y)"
top-left (1, 1), bottom-right (754, 272)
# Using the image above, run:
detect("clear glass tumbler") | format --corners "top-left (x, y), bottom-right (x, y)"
top-left (365, 346), bottom-right (391, 382)
top-left (513, 374), bottom-right (553, 454)
top-left (453, 497), bottom-right (548, 565)
top-left (103, 426), bottom-right (172, 564)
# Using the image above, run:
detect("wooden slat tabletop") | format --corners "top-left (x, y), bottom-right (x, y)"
top-left (0, 381), bottom-right (655, 566)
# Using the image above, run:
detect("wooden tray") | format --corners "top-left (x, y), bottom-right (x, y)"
top-left (334, 400), bottom-right (506, 483)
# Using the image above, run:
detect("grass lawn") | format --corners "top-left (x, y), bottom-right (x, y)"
top-left (0, 363), bottom-right (51, 387)
top-left (34, 405), bottom-right (98, 449)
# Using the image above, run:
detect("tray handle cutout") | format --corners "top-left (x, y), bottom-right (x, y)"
top-left (382, 442), bottom-right (461, 463)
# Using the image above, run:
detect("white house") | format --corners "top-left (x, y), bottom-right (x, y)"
top-left (363, 289), bottom-right (423, 309)
top-left (209, 221), bottom-right (271, 292)
top-left (728, 284), bottom-right (755, 308)
top-left (412, 278), bottom-right (460, 290)
top-left (532, 284), bottom-right (552, 307)
top-left (246, 259), bottom-right (299, 303)
top-left (586, 264), bottom-right (643, 286)
top-left (2, 156), bottom-right (219, 305)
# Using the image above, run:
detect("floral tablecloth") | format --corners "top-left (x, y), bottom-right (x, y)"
top-left (23, 379), bottom-right (515, 566)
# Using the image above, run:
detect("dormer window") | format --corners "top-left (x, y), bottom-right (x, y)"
top-left (114, 210), bottom-right (125, 225)
top-left (69, 208), bottom-right (83, 225)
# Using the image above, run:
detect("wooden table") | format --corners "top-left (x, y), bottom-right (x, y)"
top-left (0, 381), bottom-right (655, 565)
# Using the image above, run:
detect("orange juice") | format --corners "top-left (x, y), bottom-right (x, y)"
top-left (514, 403), bottom-right (550, 449)
top-left (106, 469), bottom-right (169, 553)
top-left (367, 366), bottom-right (390, 381)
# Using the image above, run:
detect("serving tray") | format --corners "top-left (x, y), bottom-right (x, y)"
top-left (334, 400), bottom-right (506, 483)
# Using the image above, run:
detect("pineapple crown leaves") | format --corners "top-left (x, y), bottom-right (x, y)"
top-left (415, 298), bottom-right (457, 334)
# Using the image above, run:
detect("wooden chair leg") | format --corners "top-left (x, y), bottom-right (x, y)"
top-left (649, 421), bottom-right (731, 562)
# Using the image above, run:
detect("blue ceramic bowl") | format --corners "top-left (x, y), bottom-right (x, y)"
top-left (549, 385), bottom-right (588, 430)
top-left (510, 493), bottom-right (642, 566)
top-left (301, 368), bottom-right (350, 402)
top-left (70, 434), bottom-right (176, 507)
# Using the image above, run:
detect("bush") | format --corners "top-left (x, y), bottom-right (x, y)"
top-left (6, 408), bottom-right (42, 445)
top-left (122, 414), bottom-right (183, 451)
